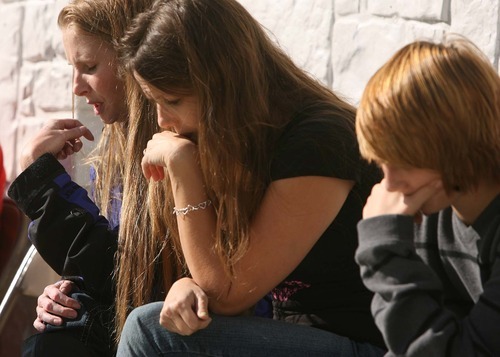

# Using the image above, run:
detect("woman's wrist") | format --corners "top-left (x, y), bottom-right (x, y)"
top-left (166, 142), bottom-right (198, 174)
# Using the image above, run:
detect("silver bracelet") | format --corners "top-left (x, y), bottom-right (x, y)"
top-left (173, 200), bottom-right (212, 216)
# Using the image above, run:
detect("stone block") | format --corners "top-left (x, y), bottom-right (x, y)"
top-left (52, 0), bottom-right (68, 59)
top-left (238, 0), bottom-right (334, 84)
top-left (0, 57), bottom-right (19, 181)
top-left (336, 0), bottom-right (360, 16)
top-left (450, 0), bottom-right (499, 63)
top-left (19, 61), bottom-right (72, 118)
top-left (331, 17), bottom-right (448, 104)
top-left (332, 17), bottom-right (404, 103)
top-left (0, 3), bottom-right (23, 59)
top-left (367, 0), bottom-right (448, 22)
top-left (33, 62), bottom-right (72, 114)
top-left (22, 1), bottom-right (59, 62)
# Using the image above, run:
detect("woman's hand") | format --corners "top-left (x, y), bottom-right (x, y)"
top-left (33, 280), bottom-right (81, 332)
top-left (21, 119), bottom-right (94, 170)
top-left (141, 131), bottom-right (196, 181)
top-left (363, 178), bottom-right (442, 221)
top-left (159, 278), bottom-right (211, 335)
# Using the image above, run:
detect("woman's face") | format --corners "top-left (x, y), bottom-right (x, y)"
top-left (380, 164), bottom-right (452, 215)
top-left (62, 25), bottom-right (128, 124)
top-left (134, 73), bottom-right (201, 139)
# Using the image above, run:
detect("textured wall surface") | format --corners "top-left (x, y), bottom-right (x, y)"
top-left (0, 0), bottom-right (499, 188)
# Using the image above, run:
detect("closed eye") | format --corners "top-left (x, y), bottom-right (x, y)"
top-left (162, 98), bottom-right (180, 106)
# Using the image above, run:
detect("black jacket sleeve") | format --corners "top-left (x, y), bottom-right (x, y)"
top-left (8, 154), bottom-right (116, 305)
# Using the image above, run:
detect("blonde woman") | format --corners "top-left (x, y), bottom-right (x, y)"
top-left (8, 0), bottom-right (167, 355)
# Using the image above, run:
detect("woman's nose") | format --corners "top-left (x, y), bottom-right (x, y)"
top-left (73, 71), bottom-right (89, 97)
top-left (156, 104), bottom-right (171, 122)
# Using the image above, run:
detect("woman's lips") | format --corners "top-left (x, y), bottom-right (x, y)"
top-left (92, 103), bottom-right (102, 115)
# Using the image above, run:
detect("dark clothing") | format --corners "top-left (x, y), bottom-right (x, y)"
top-left (8, 154), bottom-right (117, 356)
top-left (23, 331), bottom-right (95, 357)
top-left (270, 114), bottom-right (385, 348)
top-left (23, 290), bottom-right (115, 357)
top-left (356, 195), bottom-right (500, 356)
top-left (8, 154), bottom-right (117, 305)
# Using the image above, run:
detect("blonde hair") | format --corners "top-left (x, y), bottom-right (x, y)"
top-left (58, 0), bottom-right (132, 218)
top-left (356, 35), bottom-right (500, 191)
top-left (58, 0), bottom-right (177, 343)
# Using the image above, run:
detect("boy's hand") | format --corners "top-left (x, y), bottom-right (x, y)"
top-left (363, 179), bottom-right (442, 221)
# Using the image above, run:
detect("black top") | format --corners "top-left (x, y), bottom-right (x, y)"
top-left (8, 154), bottom-right (117, 305)
top-left (270, 113), bottom-right (385, 348)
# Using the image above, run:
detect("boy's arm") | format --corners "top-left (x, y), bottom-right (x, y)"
top-left (8, 153), bottom-right (116, 305)
top-left (356, 214), bottom-right (500, 356)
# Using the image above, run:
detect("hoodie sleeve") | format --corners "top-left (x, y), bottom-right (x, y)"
top-left (8, 153), bottom-right (116, 305)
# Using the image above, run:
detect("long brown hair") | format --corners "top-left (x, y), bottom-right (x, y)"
top-left (57, 0), bottom-right (175, 342)
top-left (115, 84), bottom-right (180, 340)
top-left (120, 0), bottom-right (356, 275)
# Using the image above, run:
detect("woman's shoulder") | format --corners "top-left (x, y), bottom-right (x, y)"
top-left (271, 107), bottom-right (370, 182)
top-left (278, 105), bottom-right (356, 147)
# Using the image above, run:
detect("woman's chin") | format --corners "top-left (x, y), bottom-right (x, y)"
top-left (157, 119), bottom-right (173, 131)
top-left (100, 115), bottom-right (124, 125)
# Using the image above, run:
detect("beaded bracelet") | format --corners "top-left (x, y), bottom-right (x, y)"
top-left (173, 199), bottom-right (212, 216)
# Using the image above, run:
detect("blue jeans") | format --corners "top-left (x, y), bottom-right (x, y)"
top-left (116, 302), bottom-right (386, 357)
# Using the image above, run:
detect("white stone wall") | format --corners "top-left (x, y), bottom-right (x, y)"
top-left (1, 0), bottom-right (499, 189)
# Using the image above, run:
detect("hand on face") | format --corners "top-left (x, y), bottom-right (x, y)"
top-left (33, 280), bottom-right (81, 332)
top-left (159, 278), bottom-right (212, 336)
top-left (363, 178), bottom-right (443, 222)
top-left (21, 119), bottom-right (94, 170)
top-left (141, 131), bottom-right (196, 181)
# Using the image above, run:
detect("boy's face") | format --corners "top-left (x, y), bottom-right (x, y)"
top-left (380, 164), bottom-right (451, 215)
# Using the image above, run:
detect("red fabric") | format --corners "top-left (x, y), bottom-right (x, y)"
top-left (0, 198), bottom-right (22, 274)
top-left (0, 146), bottom-right (13, 274)
top-left (0, 146), bottom-right (5, 214)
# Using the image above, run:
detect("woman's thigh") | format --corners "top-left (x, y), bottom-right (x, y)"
top-left (117, 301), bottom-right (385, 357)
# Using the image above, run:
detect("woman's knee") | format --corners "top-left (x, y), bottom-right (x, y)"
top-left (121, 302), bottom-right (163, 338)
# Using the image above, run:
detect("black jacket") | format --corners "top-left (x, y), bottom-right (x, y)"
top-left (8, 153), bottom-right (116, 306)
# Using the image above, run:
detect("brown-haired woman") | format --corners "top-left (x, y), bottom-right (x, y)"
top-left (115, 0), bottom-right (385, 356)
